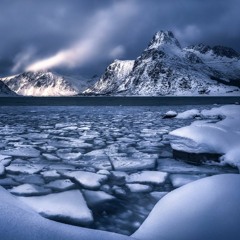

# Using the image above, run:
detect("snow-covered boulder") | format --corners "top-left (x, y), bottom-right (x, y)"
top-left (0, 186), bottom-right (133, 240)
top-left (169, 105), bottom-right (240, 167)
top-left (133, 174), bottom-right (240, 240)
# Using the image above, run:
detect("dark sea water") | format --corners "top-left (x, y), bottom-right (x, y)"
top-left (0, 96), bottom-right (239, 106)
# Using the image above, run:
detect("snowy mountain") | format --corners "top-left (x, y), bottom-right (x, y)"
top-left (1, 71), bottom-right (96, 96)
top-left (84, 60), bottom-right (134, 95)
top-left (84, 31), bottom-right (240, 96)
top-left (0, 80), bottom-right (17, 96)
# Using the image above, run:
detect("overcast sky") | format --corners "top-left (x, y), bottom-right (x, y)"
top-left (0, 0), bottom-right (239, 77)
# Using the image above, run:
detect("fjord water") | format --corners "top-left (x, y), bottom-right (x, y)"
top-left (0, 103), bottom-right (237, 235)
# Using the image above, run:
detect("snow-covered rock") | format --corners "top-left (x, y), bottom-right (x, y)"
top-left (0, 186), bottom-right (133, 240)
top-left (133, 174), bottom-right (240, 240)
top-left (170, 105), bottom-right (240, 167)
top-left (175, 109), bottom-right (201, 119)
top-left (84, 31), bottom-right (240, 96)
top-left (18, 190), bottom-right (93, 225)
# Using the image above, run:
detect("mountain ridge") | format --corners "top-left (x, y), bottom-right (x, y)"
top-left (84, 30), bottom-right (240, 96)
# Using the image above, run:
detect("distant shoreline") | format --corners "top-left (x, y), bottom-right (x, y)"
top-left (0, 96), bottom-right (239, 106)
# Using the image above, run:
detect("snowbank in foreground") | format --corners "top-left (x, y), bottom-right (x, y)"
top-left (170, 105), bottom-right (240, 167)
top-left (0, 186), bottom-right (132, 240)
top-left (133, 174), bottom-right (240, 240)
top-left (1, 174), bottom-right (240, 240)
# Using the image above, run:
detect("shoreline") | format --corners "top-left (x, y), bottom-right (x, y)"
top-left (0, 96), bottom-right (239, 106)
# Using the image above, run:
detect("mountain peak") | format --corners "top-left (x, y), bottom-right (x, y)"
top-left (148, 31), bottom-right (181, 49)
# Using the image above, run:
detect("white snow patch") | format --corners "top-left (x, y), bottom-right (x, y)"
top-left (18, 190), bottom-right (93, 225)
top-left (170, 105), bottom-right (240, 167)
top-left (133, 174), bottom-right (240, 240)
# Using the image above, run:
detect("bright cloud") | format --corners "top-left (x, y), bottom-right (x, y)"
top-left (25, 1), bottom-right (137, 72)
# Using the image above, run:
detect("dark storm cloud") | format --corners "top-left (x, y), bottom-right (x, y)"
top-left (0, 0), bottom-right (239, 76)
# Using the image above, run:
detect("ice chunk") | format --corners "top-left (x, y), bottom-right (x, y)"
top-left (126, 183), bottom-right (152, 193)
top-left (56, 151), bottom-right (82, 161)
top-left (162, 110), bottom-right (177, 119)
top-left (61, 171), bottom-right (108, 189)
top-left (157, 158), bottom-right (236, 174)
top-left (133, 174), bottom-right (240, 240)
top-left (18, 190), bottom-right (93, 225)
top-left (41, 170), bottom-right (61, 180)
top-left (170, 174), bottom-right (206, 188)
top-left (109, 155), bottom-right (156, 171)
top-left (10, 183), bottom-right (51, 196)
top-left (111, 171), bottom-right (128, 180)
top-left (45, 179), bottom-right (75, 191)
top-left (126, 171), bottom-right (168, 185)
top-left (6, 164), bottom-right (44, 174)
top-left (83, 190), bottom-right (115, 207)
top-left (0, 147), bottom-right (40, 158)
top-left (13, 174), bottom-right (45, 185)
top-left (150, 191), bottom-right (168, 201)
top-left (21, 133), bottom-right (49, 139)
top-left (42, 154), bottom-right (60, 161)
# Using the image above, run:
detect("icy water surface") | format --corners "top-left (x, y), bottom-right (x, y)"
top-left (0, 105), bottom-right (237, 235)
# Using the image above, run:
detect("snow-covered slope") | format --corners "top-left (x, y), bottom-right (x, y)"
top-left (84, 60), bottom-right (134, 95)
top-left (0, 80), bottom-right (17, 96)
top-left (84, 31), bottom-right (240, 96)
top-left (1, 71), bottom-right (95, 96)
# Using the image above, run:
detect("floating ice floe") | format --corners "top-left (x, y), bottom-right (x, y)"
top-left (157, 158), bottom-right (236, 174)
top-left (10, 183), bottom-right (51, 196)
top-left (0, 147), bottom-right (40, 158)
top-left (42, 154), bottom-right (60, 161)
top-left (61, 171), bottom-right (108, 189)
top-left (170, 174), bottom-right (206, 188)
top-left (18, 190), bottom-right (93, 226)
top-left (13, 174), bottom-right (45, 185)
top-left (82, 190), bottom-right (115, 207)
top-left (126, 171), bottom-right (168, 185)
top-left (6, 164), bottom-right (44, 174)
top-left (150, 191), bottom-right (168, 201)
top-left (126, 183), bottom-right (152, 193)
top-left (41, 170), bottom-right (61, 180)
top-left (162, 110), bottom-right (178, 119)
top-left (45, 179), bottom-right (75, 191)
top-left (56, 151), bottom-right (82, 161)
top-left (170, 105), bottom-right (240, 168)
